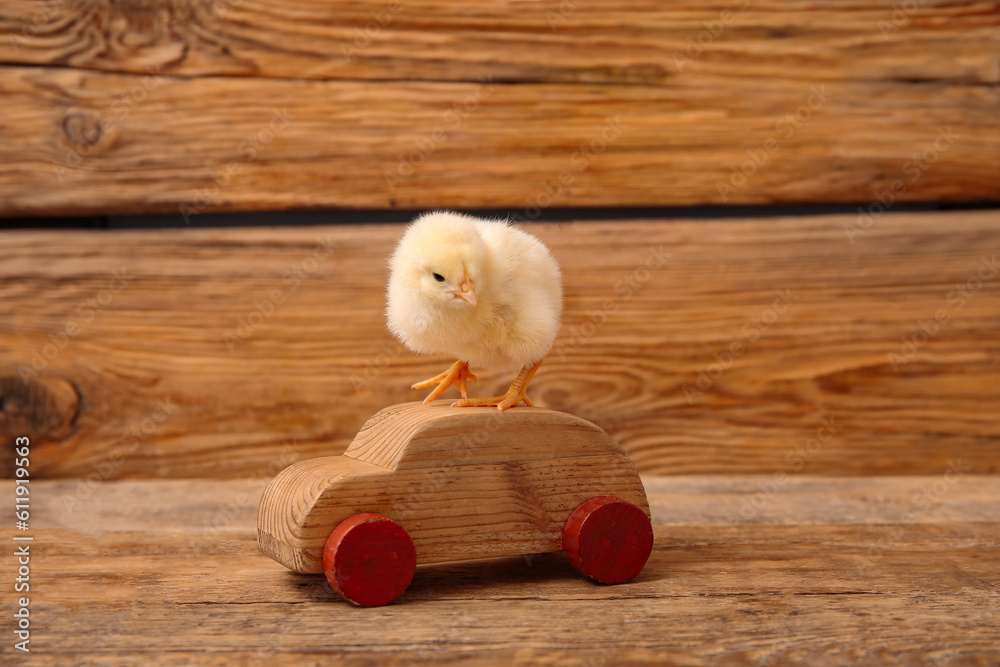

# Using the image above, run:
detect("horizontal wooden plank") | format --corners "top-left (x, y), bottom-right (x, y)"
top-left (2, 475), bottom-right (997, 665)
top-left (0, 211), bottom-right (998, 478)
top-left (0, 63), bottom-right (996, 215)
top-left (1, 1), bottom-right (997, 213)
top-left (2, 0), bottom-right (998, 85)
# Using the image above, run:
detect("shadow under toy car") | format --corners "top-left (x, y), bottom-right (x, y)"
top-left (258, 402), bottom-right (653, 606)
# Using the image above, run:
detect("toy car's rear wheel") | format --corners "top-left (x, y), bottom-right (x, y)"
top-left (563, 496), bottom-right (653, 584)
top-left (323, 513), bottom-right (417, 606)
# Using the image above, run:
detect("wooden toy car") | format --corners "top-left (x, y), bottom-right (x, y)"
top-left (258, 402), bottom-right (653, 606)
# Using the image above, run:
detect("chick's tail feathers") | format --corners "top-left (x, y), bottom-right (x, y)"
top-left (413, 360), bottom-right (478, 403)
top-left (452, 359), bottom-right (543, 412)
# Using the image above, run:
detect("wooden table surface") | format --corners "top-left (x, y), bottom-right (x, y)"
top-left (3, 474), bottom-right (997, 666)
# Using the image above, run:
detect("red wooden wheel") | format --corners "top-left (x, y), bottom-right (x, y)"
top-left (563, 496), bottom-right (653, 584)
top-left (323, 513), bottom-right (417, 606)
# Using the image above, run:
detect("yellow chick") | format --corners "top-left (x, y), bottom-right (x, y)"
top-left (386, 211), bottom-right (562, 411)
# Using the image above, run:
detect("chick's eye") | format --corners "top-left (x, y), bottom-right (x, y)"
top-left (432, 272), bottom-right (445, 283)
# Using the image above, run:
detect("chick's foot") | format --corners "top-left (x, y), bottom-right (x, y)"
top-left (452, 360), bottom-right (543, 412)
top-left (412, 360), bottom-right (478, 403)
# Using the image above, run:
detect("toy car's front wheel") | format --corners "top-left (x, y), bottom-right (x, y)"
top-left (323, 513), bottom-right (417, 606)
top-left (563, 496), bottom-right (653, 584)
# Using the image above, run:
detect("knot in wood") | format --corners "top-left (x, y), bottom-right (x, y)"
top-left (61, 111), bottom-right (110, 153)
top-left (112, 0), bottom-right (167, 33)
top-left (0, 375), bottom-right (80, 445)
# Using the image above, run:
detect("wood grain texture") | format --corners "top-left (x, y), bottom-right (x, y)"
top-left (1, 211), bottom-right (998, 479)
top-left (258, 403), bottom-right (649, 573)
top-left (344, 401), bottom-right (630, 469)
top-left (2, 475), bottom-right (997, 665)
top-left (0, 63), bottom-right (995, 215)
top-left (1, 1), bottom-right (997, 213)
top-left (2, 0), bottom-right (998, 84)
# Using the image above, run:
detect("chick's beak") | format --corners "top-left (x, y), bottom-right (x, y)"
top-left (454, 275), bottom-right (477, 306)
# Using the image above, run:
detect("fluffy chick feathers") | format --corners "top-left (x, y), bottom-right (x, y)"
top-left (386, 211), bottom-right (562, 408)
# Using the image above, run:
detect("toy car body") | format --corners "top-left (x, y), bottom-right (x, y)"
top-left (258, 402), bottom-right (653, 605)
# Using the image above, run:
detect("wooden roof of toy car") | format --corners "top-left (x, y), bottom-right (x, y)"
top-left (343, 402), bottom-right (629, 470)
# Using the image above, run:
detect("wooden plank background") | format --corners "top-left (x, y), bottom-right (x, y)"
top-left (1, 211), bottom-right (998, 480)
top-left (0, 0), bottom-right (998, 215)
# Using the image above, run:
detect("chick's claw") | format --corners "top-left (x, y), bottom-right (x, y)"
top-left (452, 359), bottom-right (542, 412)
top-left (412, 360), bottom-right (478, 403)
top-left (452, 390), bottom-right (533, 412)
